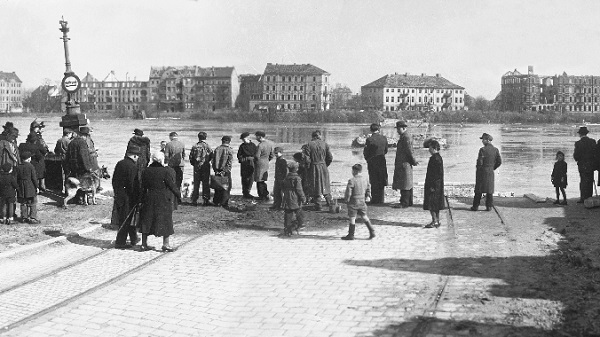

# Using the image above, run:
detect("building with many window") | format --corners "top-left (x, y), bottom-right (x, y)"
top-left (361, 73), bottom-right (465, 112)
top-left (0, 71), bottom-right (23, 113)
top-left (148, 66), bottom-right (239, 112)
top-left (500, 66), bottom-right (600, 112)
top-left (248, 63), bottom-right (331, 112)
top-left (74, 71), bottom-right (150, 112)
top-left (237, 74), bottom-right (263, 111)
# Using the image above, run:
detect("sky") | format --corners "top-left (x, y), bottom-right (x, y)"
top-left (2, 0), bottom-right (600, 99)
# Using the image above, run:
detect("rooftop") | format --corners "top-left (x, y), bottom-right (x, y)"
top-left (0, 71), bottom-right (22, 82)
top-left (363, 73), bottom-right (463, 89)
top-left (150, 66), bottom-right (235, 78)
top-left (264, 63), bottom-right (329, 75)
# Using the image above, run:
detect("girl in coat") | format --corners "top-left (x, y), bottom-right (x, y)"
top-left (551, 151), bottom-right (567, 205)
top-left (423, 140), bottom-right (444, 228)
top-left (138, 151), bottom-right (180, 252)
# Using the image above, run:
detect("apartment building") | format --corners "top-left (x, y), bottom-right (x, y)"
top-left (500, 66), bottom-right (600, 112)
top-left (361, 73), bottom-right (465, 112)
top-left (74, 71), bottom-right (149, 112)
top-left (148, 66), bottom-right (239, 112)
top-left (249, 63), bottom-right (331, 112)
top-left (0, 71), bottom-right (23, 113)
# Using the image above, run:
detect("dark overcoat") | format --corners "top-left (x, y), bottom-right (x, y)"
top-left (474, 143), bottom-right (502, 194)
top-left (65, 137), bottom-right (93, 177)
top-left (138, 162), bottom-right (179, 237)
top-left (573, 136), bottom-right (596, 173)
top-left (551, 161), bottom-right (567, 188)
top-left (110, 157), bottom-right (140, 229)
top-left (15, 162), bottom-right (38, 199)
top-left (254, 139), bottom-right (274, 182)
top-left (19, 141), bottom-right (47, 179)
top-left (0, 172), bottom-right (18, 202)
top-left (281, 172), bottom-right (305, 210)
top-left (392, 132), bottom-right (417, 190)
top-left (364, 132), bottom-right (388, 188)
top-left (423, 153), bottom-right (445, 211)
top-left (238, 141), bottom-right (257, 178)
top-left (302, 139), bottom-right (333, 196)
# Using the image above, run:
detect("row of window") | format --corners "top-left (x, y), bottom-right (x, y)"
top-left (149, 79), bottom-right (230, 86)
top-left (79, 89), bottom-right (144, 96)
top-left (384, 105), bottom-right (461, 112)
top-left (263, 85), bottom-right (321, 92)
top-left (264, 75), bottom-right (326, 83)
top-left (83, 82), bottom-right (146, 88)
top-left (0, 90), bottom-right (21, 95)
top-left (0, 82), bottom-right (21, 87)
top-left (385, 96), bottom-right (463, 104)
top-left (262, 94), bottom-right (319, 101)
top-left (0, 96), bottom-right (21, 102)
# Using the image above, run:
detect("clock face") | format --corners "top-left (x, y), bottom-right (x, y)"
top-left (62, 74), bottom-right (81, 93)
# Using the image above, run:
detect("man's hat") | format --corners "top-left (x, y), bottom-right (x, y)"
top-left (133, 128), bottom-right (144, 136)
top-left (20, 151), bottom-right (32, 160)
top-left (2, 122), bottom-right (13, 130)
top-left (577, 126), bottom-right (590, 135)
top-left (480, 133), bottom-right (493, 141)
top-left (395, 120), bottom-right (408, 128)
top-left (255, 131), bottom-right (266, 137)
top-left (126, 144), bottom-right (142, 156)
top-left (240, 131), bottom-right (250, 139)
top-left (79, 126), bottom-right (91, 135)
top-left (274, 146), bottom-right (284, 153)
top-left (198, 131), bottom-right (207, 140)
top-left (221, 135), bottom-right (231, 143)
top-left (370, 123), bottom-right (380, 132)
top-left (169, 131), bottom-right (178, 137)
top-left (30, 120), bottom-right (45, 129)
top-left (0, 163), bottom-right (12, 172)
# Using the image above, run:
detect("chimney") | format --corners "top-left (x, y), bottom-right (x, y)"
top-left (528, 66), bottom-right (534, 75)
top-left (404, 72), bottom-right (408, 76)
top-left (436, 73), bottom-right (440, 77)
top-left (395, 72), bottom-right (397, 75)
top-left (421, 73), bottom-right (426, 77)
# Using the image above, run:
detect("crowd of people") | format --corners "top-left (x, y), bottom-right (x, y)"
top-left (3, 118), bottom-right (599, 247)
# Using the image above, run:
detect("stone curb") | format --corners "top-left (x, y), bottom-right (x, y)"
top-left (0, 224), bottom-right (102, 260)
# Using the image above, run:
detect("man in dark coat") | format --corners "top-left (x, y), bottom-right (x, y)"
top-left (212, 136), bottom-right (233, 207)
top-left (189, 131), bottom-right (213, 206)
top-left (18, 132), bottom-right (48, 191)
top-left (127, 128), bottom-right (151, 177)
top-left (254, 131), bottom-right (274, 201)
top-left (112, 145), bottom-right (142, 249)
top-left (392, 121), bottom-right (418, 208)
top-left (302, 130), bottom-right (334, 211)
top-left (237, 132), bottom-right (257, 199)
top-left (574, 126), bottom-right (596, 202)
top-left (363, 123), bottom-right (388, 204)
top-left (471, 133), bottom-right (502, 211)
top-left (55, 128), bottom-right (74, 189)
top-left (65, 129), bottom-right (93, 178)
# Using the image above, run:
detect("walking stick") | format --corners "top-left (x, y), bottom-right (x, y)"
top-left (445, 195), bottom-right (454, 227)
top-left (118, 204), bottom-right (139, 231)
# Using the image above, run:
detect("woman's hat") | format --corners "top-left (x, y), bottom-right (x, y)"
top-left (133, 128), bottom-right (144, 136)
top-left (577, 126), bottom-right (590, 135)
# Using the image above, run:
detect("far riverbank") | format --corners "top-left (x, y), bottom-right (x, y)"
top-left (9, 109), bottom-right (600, 125)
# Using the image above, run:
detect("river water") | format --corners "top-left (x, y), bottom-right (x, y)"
top-left (4, 116), bottom-right (589, 198)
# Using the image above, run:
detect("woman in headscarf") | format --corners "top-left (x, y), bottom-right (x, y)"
top-left (138, 151), bottom-right (180, 252)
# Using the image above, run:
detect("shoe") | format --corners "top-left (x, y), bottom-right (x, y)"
top-left (243, 194), bottom-right (255, 199)
top-left (577, 199), bottom-right (584, 204)
top-left (553, 200), bottom-right (560, 205)
top-left (130, 238), bottom-right (141, 246)
top-left (115, 243), bottom-right (133, 249)
top-left (434, 221), bottom-right (441, 228)
top-left (203, 201), bottom-right (215, 206)
top-left (161, 246), bottom-right (174, 252)
top-left (191, 200), bottom-right (199, 206)
top-left (341, 224), bottom-right (355, 240)
top-left (269, 205), bottom-right (281, 211)
top-left (28, 218), bottom-right (41, 224)
top-left (485, 207), bottom-right (492, 211)
top-left (560, 200), bottom-right (568, 205)
top-left (96, 187), bottom-right (103, 192)
top-left (424, 222), bottom-right (436, 228)
top-left (140, 244), bottom-right (154, 251)
top-left (20, 217), bottom-right (30, 223)
top-left (470, 206), bottom-right (478, 211)
top-left (392, 204), bottom-right (407, 209)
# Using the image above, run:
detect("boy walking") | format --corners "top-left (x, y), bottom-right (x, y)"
top-left (281, 162), bottom-right (305, 236)
top-left (0, 163), bottom-right (18, 225)
top-left (271, 147), bottom-right (288, 210)
top-left (342, 164), bottom-right (375, 240)
top-left (16, 151), bottom-right (39, 224)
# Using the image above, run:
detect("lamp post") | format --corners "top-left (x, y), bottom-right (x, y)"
top-left (58, 17), bottom-right (89, 130)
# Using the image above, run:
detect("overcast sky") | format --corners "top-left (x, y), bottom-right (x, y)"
top-left (2, 0), bottom-right (600, 99)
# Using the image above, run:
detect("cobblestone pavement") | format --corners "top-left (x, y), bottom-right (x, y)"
top-left (1, 200), bottom-right (565, 337)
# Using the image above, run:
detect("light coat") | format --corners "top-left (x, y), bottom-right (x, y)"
top-left (474, 143), bottom-right (502, 194)
top-left (392, 132), bottom-right (417, 190)
top-left (253, 139), bottom-right (274, 182)
top-left (302, 139), bottom-right (333, 196)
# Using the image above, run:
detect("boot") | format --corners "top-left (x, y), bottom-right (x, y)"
top-left (365, 221), bottom-right (375, 239)
top-left (341, 225), bottom-right (355, 240)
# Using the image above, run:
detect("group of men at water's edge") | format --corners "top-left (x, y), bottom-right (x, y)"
top-left (0, 118), bottom-right (598, 245)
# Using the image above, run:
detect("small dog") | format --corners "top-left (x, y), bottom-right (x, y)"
top-left (63, 166), bottom-right (111, 208)
top-left (181, 179), bottom-right (193, 199)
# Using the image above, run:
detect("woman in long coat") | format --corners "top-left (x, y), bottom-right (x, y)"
top-left (423, 140), bottom-right (444, 228)
top-left (18, 132), bottom-right (47, 189)
top-left (302, 131), bottom-right (333, 209)
top-left (138, 151), bottom-right (180, 252)
top-left (392, 122), bottom-right (418, 207)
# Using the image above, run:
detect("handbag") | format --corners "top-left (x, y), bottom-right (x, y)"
top-left (210, 174), bottom-right (229, 191)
